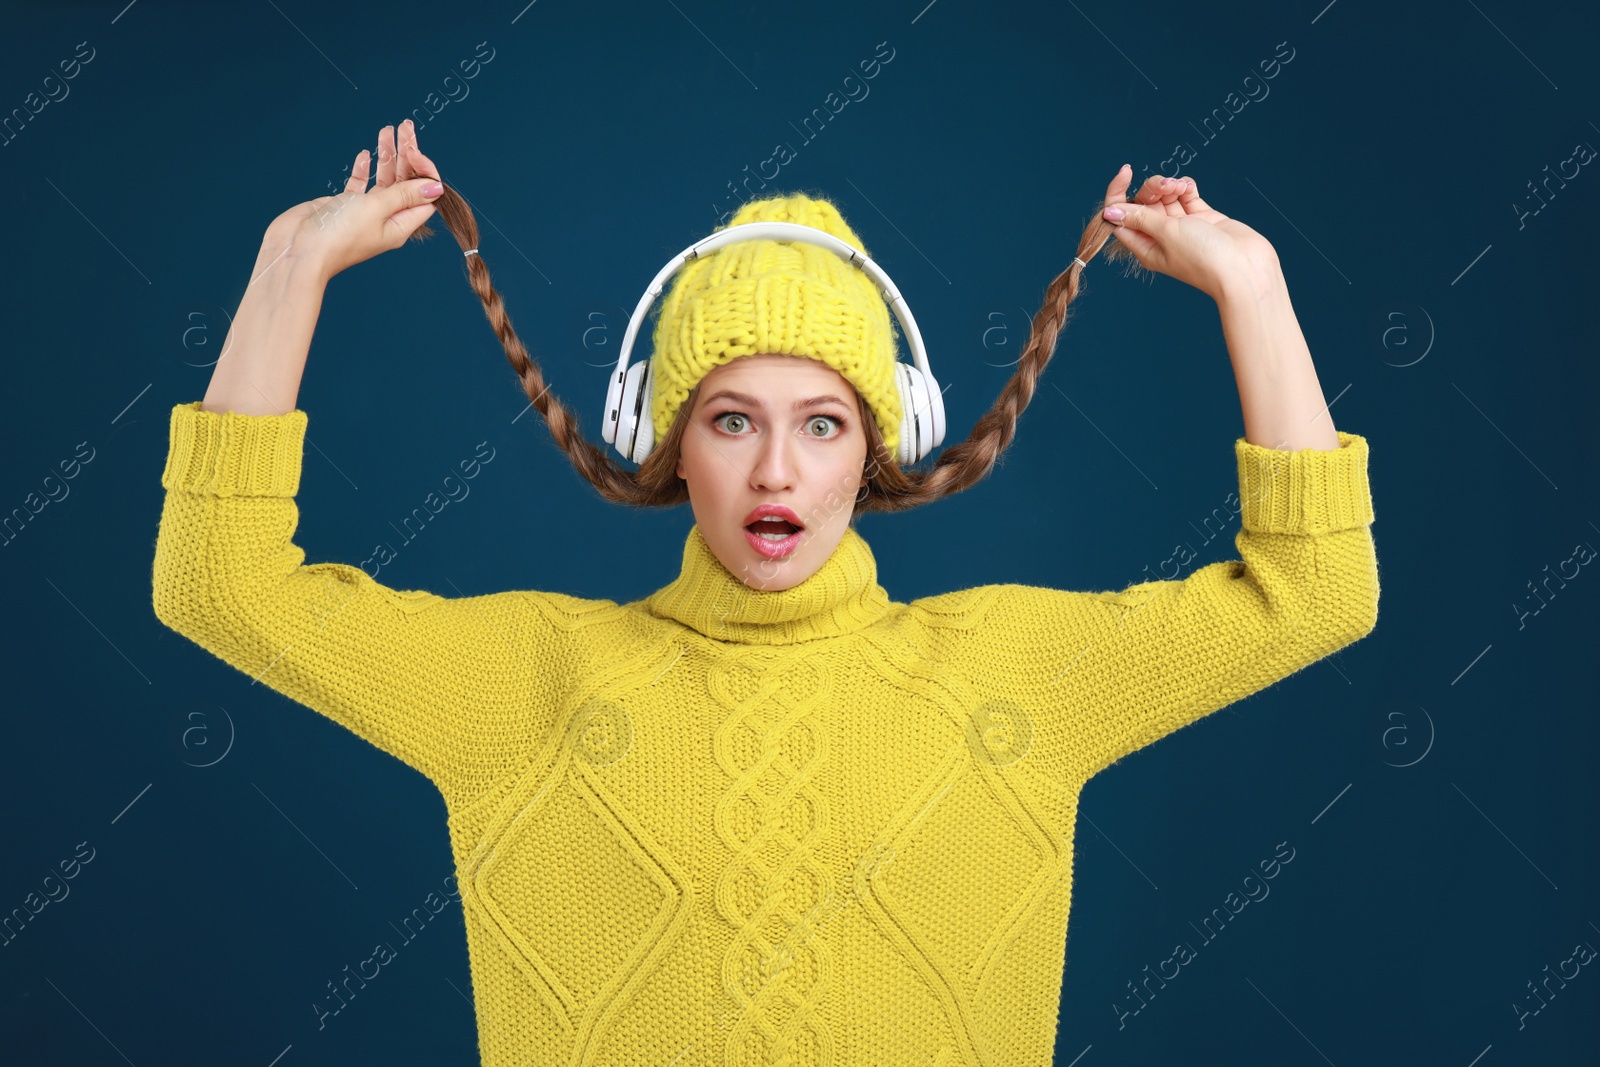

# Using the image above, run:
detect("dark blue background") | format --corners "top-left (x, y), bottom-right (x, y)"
top-left (3, 0), bottom-right (1596, 1063)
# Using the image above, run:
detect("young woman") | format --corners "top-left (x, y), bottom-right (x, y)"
top-left (152, 119), bottom-right (1378, 1066)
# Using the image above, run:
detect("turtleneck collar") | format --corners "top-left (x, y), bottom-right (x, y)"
top-left (645, 523), bottom-right (894, 645)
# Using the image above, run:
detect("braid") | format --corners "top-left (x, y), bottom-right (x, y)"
top-left (418, 189), bottom-right (687, 507)
top-left (412, 187), bottom-right (1128, 515)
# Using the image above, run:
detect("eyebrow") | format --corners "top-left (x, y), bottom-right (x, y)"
top-left (700, 389), bottom-right (852, 412)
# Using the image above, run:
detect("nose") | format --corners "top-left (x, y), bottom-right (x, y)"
top-left (748, 429), bottom-right (798, 492)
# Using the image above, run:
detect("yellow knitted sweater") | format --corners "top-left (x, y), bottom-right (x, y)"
top-left (151, 400), bottom-right (1378, 1067)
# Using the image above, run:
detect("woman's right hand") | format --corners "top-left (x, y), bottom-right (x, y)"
top-left (267, 119), bottom-right (446, 282)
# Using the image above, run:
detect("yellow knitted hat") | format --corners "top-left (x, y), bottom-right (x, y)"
top-left (648, 193), bottom-right (904, 458)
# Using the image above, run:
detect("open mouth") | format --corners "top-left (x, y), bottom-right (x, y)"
top-left (745, 518), bottom-right (802, 541)
top-left (742, 517), bottom-right (805, 558)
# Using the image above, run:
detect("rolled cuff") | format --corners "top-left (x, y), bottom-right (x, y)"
top-left (1235, 430), bottom-right (1374, 535)
top-left (160, 400), bottom-right (309, 497)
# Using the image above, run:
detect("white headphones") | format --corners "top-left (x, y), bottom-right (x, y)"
top-left (600, 221), bottom-right (947, 466)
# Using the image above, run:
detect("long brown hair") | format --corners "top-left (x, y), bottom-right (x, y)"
top-left (416, 190), bottom-right (1130, 518)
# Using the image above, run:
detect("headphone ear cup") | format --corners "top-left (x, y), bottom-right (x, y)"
top-left (893, 363), bottom-right (916, 465)
top-left (919, 367), bottom-right (946, 453)
top-left (602, 361), bottom-right (626, 447)
top-left (616, 359), bottom-right (655, 463)
top-left (634, 360), bottom-right (656, 464)
top-left (895, 362), bottom-right (939, 465)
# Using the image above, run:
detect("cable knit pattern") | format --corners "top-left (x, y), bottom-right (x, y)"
top-left (151, 400), bottom-right (1378, 1066)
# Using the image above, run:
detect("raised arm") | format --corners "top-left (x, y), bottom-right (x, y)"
top-left (951, 169), bottom-right (1378, 781)
top-left (1098, 166), bottom-right (1340, 452)
top-left (201, 119), bottom-right (444, 417)
top-left (153, 123), bottom-right (607, 804)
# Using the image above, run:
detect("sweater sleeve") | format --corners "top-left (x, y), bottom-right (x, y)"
top-left (151, 401), bottom-right (607, 803)
top-left (970, 430), bottom-right (1379, 783)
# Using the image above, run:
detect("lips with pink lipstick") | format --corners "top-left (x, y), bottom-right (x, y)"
top-left (743, 504), bottom-right (805, 559)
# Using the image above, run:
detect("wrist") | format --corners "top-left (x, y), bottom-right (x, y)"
top-left (257, 227), bottom-right (333, 290)
top-left (1216, 256), bottom-right (1288, 310)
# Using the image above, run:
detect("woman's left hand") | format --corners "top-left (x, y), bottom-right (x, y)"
top-left (1098, 165), bottom-right (1279, 302)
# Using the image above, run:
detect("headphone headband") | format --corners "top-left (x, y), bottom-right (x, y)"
top-left (601, 219), bottom-right (946, 464)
